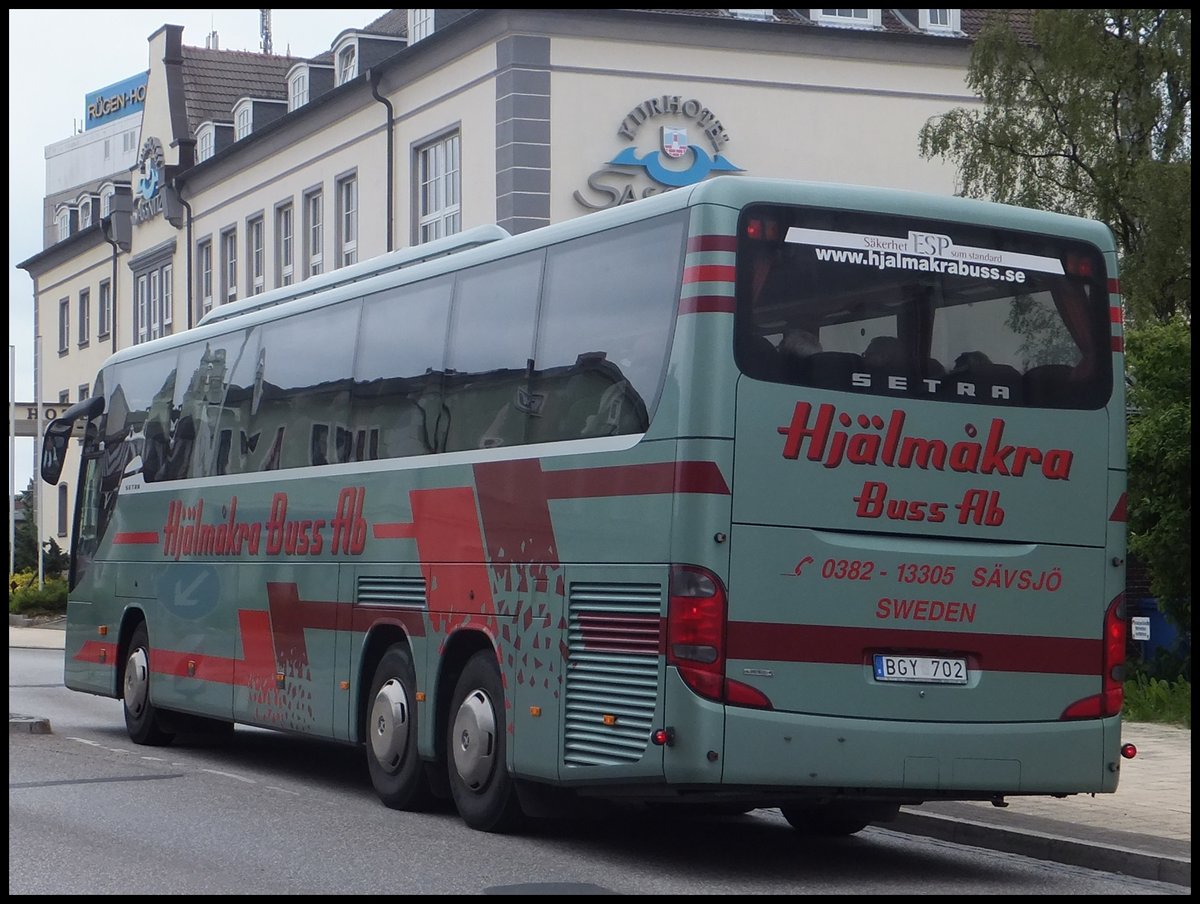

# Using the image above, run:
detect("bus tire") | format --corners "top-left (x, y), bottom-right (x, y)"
top-left (365, 644), bottom-right (435, 810)
top-left (779, 802), bottom-right (885, 837)
top-left (446, 650), bottom-right (523, 833)
top-left (122, 623), bottom-right (175, 746)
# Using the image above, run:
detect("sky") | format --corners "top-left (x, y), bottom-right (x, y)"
top-left (7, 9), bottom-right (390, 494)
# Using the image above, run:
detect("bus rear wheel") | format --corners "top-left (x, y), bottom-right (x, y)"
top-left (123, 623), bottom-right (175, 746)
top-left (779, 802), bottom-right (895, 837)
top-left (446, 650), bottom-right (523, 833)
top-left (365, 644), bottom-right (435, 810)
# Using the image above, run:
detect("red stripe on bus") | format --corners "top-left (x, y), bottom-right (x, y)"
top-left (374, 522), bottom-right (418, 538)
top-left (577, 613), bottom-right (662, 655)
top-left (1111, 335), bottom-right (1124, 353)
top-left (1109, 306), bottom-right (1122, 323)
top-left (683, 264), bottom-right (735, 284)
top-left (542, 461), bottom-right (730, 499)
top-left (1108, 278), bottom-right (1120, 295)
top-left (1110, 493), bottom-right (1127, 522)
top-left (687, 235), bottom-right (737, 253)
top-left (679, 295), bottom-right (735, 314)
top-left (114, 532), bottom-right (159, 545)
top-left (726, 622), bottom-right (1101, 675)
top-left (73, 640), bottom-right (118, 664)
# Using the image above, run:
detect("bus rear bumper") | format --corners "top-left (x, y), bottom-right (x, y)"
top-left (719, 706), bottom-right (1121, 796)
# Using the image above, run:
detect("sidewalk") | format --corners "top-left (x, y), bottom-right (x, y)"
top-left (10, 618), bottom-right (1190, 886)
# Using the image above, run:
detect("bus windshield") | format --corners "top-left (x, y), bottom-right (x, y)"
top-left (734, 204), bottom-right (1112, 409)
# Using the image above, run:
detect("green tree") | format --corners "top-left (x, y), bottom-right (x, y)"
top-left (918, 9), bottom-right (1191, 637)
top-left (10, 479), bottom-right (68, 578)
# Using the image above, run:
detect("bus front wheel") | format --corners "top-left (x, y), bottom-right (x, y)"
top-left (122, 623), bottom-right (175, 746)
top-left (365, 644), bottom-right (435, 810)
top-left (446, 650), bottom-right (523, 833)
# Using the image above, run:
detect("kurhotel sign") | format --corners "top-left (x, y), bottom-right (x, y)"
top-left (132, 137), bottom-right (167, 225)
top-left (574, 94), bottom-right (744, 210)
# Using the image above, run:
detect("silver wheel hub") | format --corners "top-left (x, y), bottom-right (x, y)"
top-left (369, 678), bottom-right (411, 773)
top-left (124, 647), bottom-right (150, 718)
top-left (451, 688), bottom-right (496, 790)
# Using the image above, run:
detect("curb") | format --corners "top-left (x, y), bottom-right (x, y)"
top-left (890, 810), bottom-right (1190, 888)
top-left (9, 713), bottom-right (53, 735)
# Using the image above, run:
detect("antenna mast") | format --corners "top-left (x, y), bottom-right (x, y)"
top-left (260, 9), bottom-right (273, 55)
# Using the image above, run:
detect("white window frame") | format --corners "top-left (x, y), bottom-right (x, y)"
top-left (248, 216), bottom-right (265, 294)
top-left (222, 228), bottom-right (238, 304)
top-left (289, 70), bottom-right (309, 111)
top-left (920, 9), bottom-right (961, 33)
top-left (812, 9), bottom-right (881, 29)
top-left (417, 131), bottom-right (462, 244)
top-left (98, 279), bottom-right (111, 338)
top-left (77, 288), bottom-right (90, 347)
top-left (336, 175), bottom-right (358, 267)
top-left (136, 275), bottom-right (149, 344)
top-left (56, 208), bottom-right (70, 241)
top-left (277, 203), bottom-right (295, 287)
top-left (408, 9), bottom-right (434, 43)
top-left (100, 185), bottom-right (115, 217)
top-left (58, 298), bottom-right (70, 352)
top-left (79, 198), bottom-right (92, 229)
top-left (161, 264), bottom-right (173, 333)
top-left (197, 123), bottom-right (215, 161)
top-left (198, 240), bottom-right (214, 315)
top-left (235, 102), bottom-right (252, 140)
top-left (337, 43), bottom-right (357, 85)
top-left (305, 189), bottom-right (324, 277)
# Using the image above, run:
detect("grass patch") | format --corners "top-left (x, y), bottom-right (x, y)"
top-left (1123, 674), bottom-right (1191, 728)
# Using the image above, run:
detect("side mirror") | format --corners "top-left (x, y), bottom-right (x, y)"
top-left (39, 395), bottom-right (104, 485)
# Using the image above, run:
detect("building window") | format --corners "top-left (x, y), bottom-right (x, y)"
top-left (248, 216), bottom-right (265, 294)
top-left (59, 390), bottom-right (70, 404)
top-left (305, 190), bottom-right (324, 277)
top-left (101, 187), bottom-right (115, 217)
top-left (79, 198), bottom-right (92, 229)
top-left (56, 209), bottom-right (70, 241)
top-left (236, 105), bottom-right (252, 140)
top-left (77, 289), bottom-right (90, 347)
top-left (417, 132), bottom-right (461, 243)
top-left (123, 130), bottom-right (137, 153)
top-left (813, 9), bottom-right (880, 28)
top-left (290, 72), bottom-right (308, 111)
top-left (920, 9), bottom-right (961, 32)
top-left (58, 298), bottom-right (70, 353)
top-left (58, 484), bottom-right (69, 537)
top-left (336, 175), bottom-right (358, 267)
top-left (337, 44), bottom-right (357, 85)
top-left (78, 383), bottom-right (90, 402)
top-left (197, 124), bottom-right (214, 162)
top-left (198, 240), bottom-right (214, 315)
top-left (408, 9), bottom-right (433, 42)
top-left (98, 280), bottom-right (111, 338)
top-left (161, 264), bottom-right (174, 334)
top-left (277, 204), bottom-right (294, 287)
top-left (136, 274), bottom-right (149, 343)
top-left (222, 228), bottom-right (238, 304)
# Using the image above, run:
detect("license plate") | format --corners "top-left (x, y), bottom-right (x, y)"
top-left (873, 654), bottom-right (968, 684)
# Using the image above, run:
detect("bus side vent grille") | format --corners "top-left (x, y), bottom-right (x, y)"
top-left (565, 581), bottom-right (662, 767)
top-left (356, 575), bottom-right (427, 608)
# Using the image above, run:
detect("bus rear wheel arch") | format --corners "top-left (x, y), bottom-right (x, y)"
top-left (365, 643), bottom-right (436, 811)
top-left (446, 649), bottom-right (523, 833)
top-left (122, 621), bottom-right (175, 746)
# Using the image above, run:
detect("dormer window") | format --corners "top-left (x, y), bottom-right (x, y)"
top-left (56, 207), bottom-right (71, 241)
top-left (811, 9), bottom-right (882, 29)
top-left (337, 44), bottom-right (357, 86)
top-left (920, 9), bottom-right (962, 34)
top-left (100, 184), bottom-right (115, 217)
top-left (197, 123), bottom-right (215, 162)
top-left (408, 9), bottom-right (433, 43)
top-left (79, 197), bottom-right (93, 229)
top-left (290, 69), bottom-right (309, 111)
top-left (235, 103), bottom-right (252, 140)
top-left (728, 9), bottom-right (774, 20)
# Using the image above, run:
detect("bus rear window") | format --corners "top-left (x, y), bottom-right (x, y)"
top-left (734, 204), bottom-right (1112, 409)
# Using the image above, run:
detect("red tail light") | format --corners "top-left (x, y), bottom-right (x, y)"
top-left (667, 565), bottom-right (772, 709)
top-left (1061, 594), bottom-right (1126, 719)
